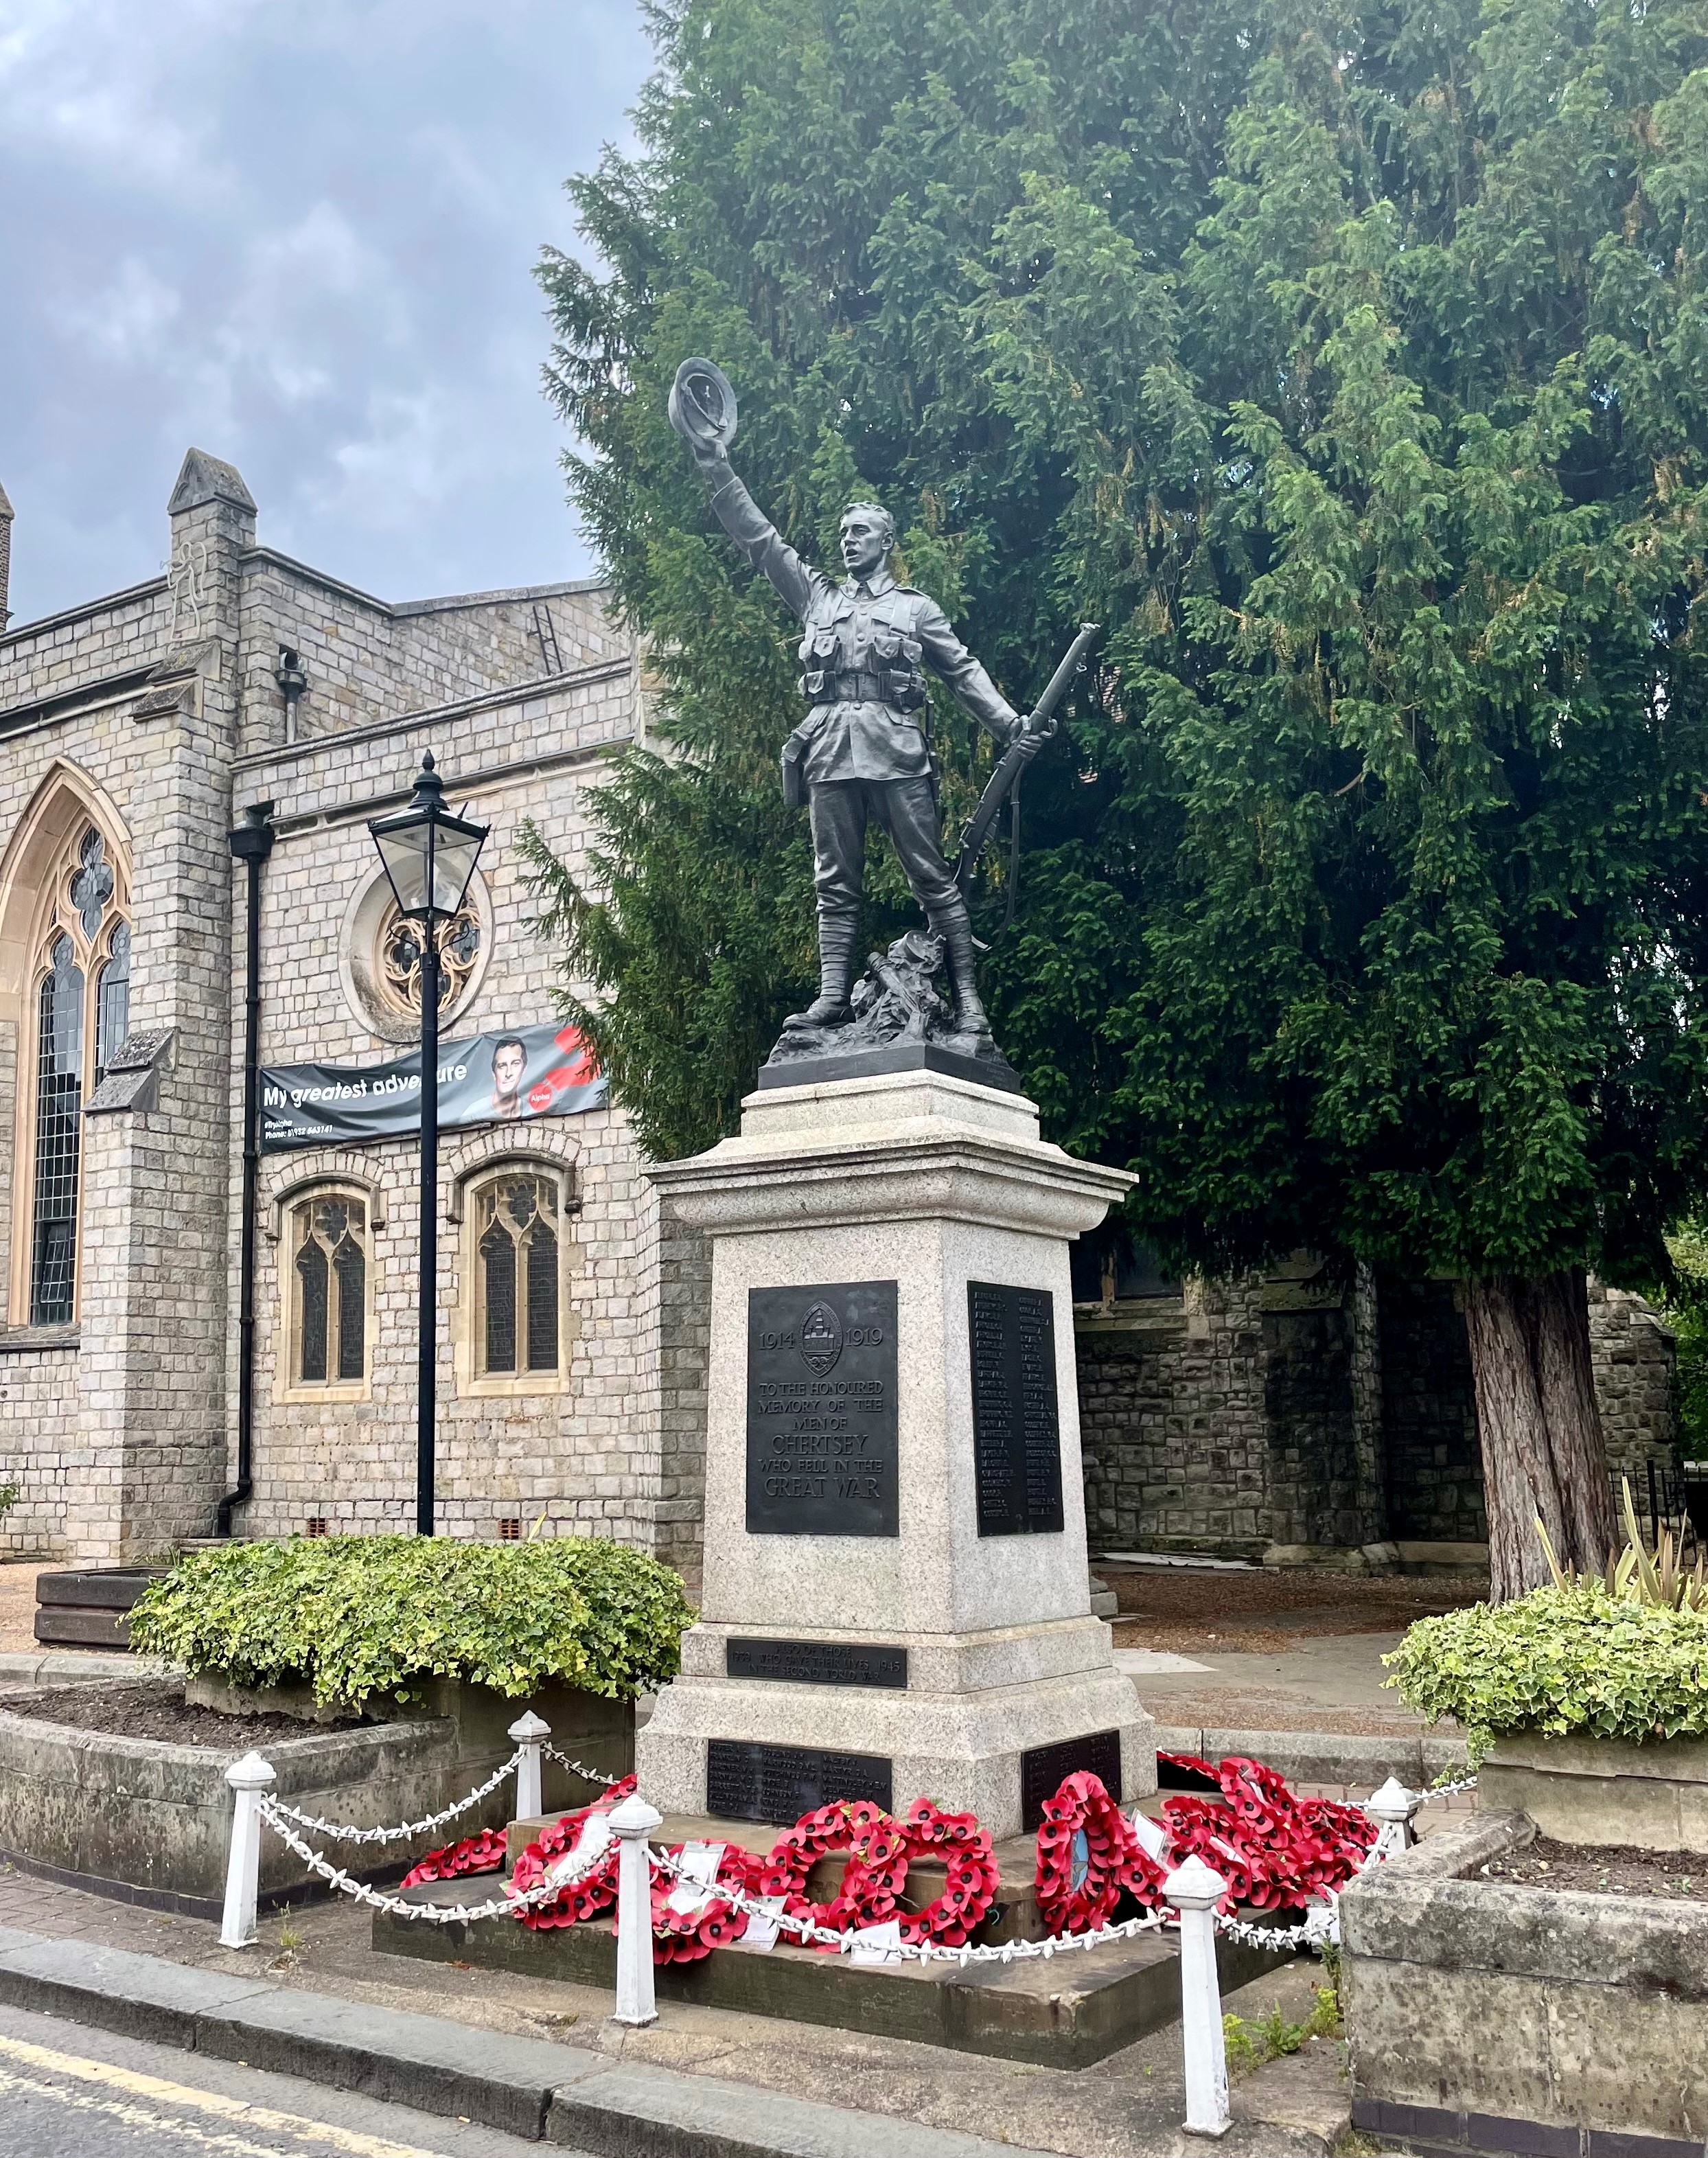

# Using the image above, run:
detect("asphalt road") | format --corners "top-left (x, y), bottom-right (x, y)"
top-left (0, 2000), bottom-right (594, 2158)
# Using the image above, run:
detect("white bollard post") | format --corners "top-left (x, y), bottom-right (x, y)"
top-left (608, 1791), bottom-right (663, 2028)
top-left (1365, 1776), bottom-right (1422, 1861)
top-left (1166, 1853), bottom-right (1231, 2139)
top-left (509, 1710), bottom-right (551, 1823)
top-left (220, 1752), bottom-right (276, 1951)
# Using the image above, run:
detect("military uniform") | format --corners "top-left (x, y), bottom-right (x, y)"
top-left (702, 459), bottom-right (1021, 1028)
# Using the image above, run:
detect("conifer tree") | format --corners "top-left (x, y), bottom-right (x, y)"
top-left (533, 0), bottom-right (1708, 1596)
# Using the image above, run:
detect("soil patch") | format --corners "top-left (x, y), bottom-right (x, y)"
top-left (1473, 1835), bottom-right (1708, 1899)
top-left (0, 1679), bottom-right (367, 1746)
top-left (1107, 1567), bottom-right (1484, 1653)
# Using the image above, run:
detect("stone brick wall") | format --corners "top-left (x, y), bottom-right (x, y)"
top-left (0, 581), bottom-right (174, 716)
top-left (229, 630), bottom-right (699, 1552)
top-left (1078, 1279), bottom-right (1271, 1561)
top-left (1591, 1282), bottom-right (1679, 1492)
top-left (236, 555), bottom-right (630, 753)
top-left (1078, 1263), bottom-right (1678, 1561)
top-left (1377, 1274), bottom-right (1486, 1546)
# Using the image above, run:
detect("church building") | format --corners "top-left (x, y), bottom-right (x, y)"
top-left (0, 450), bottom-right (705, 1573)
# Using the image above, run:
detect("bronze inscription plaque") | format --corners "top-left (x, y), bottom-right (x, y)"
top-left (746, 1280), bottom-right (899, 1536)
top-left (968, 1281), bottom-right (1064, 1537)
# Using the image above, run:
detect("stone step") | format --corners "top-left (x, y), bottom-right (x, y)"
top-left (373, 1870), bottom-right (1292, 2069)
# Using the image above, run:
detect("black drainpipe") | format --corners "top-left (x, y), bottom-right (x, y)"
top-left (219, 801), bottom-right (275, 1536)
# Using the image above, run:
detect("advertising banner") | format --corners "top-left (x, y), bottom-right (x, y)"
top-left (259, 1021), bottom-right (605, 1153)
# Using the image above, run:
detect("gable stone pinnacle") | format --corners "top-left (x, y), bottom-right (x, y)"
top-left (168, 448), bottom-right (257, 517)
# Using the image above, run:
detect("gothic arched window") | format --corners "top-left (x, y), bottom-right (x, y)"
top-left (470, 1171), bottom-right (562, 1381)
top-left (23, 824), bottom-right (130, 1326)
top-left (285, 1189), bottom-right (371, 1396)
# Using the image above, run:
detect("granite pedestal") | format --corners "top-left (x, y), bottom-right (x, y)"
top-left (638, 1067), bottom-right (1155, 1838)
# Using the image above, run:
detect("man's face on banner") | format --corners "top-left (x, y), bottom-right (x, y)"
top-left (492, 1041), bottom-right (527, 1101)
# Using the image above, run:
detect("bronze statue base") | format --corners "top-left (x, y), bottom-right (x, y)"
top-left (759, 929), bottom-right (1023, 1095)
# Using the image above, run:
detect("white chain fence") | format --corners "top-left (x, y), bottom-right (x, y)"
top-left (264, 1747), bottom-right (529, 1846)
top-left (228, 1734), bottom-right (1473, 1962)
top-left (543, 1743), bottom-right (623, 1790)
top-left (220, 1719), bottom-right (1475, 2137)
top-left (256, 1793), bottom-right (612, 1925)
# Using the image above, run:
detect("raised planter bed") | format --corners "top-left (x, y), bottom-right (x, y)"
top-left (0, 1681), bottom-right (455, 1916)
top-left (1341, 1808), bottom-right (1708, 2157)
top-left (1478, 1730), bottom-right (1708, 1850)
top-left (0, 1675), bottom-right (635, 1918)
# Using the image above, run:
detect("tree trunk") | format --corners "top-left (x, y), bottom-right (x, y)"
top-left (1462, 1270), bottom-right (1617, 1602)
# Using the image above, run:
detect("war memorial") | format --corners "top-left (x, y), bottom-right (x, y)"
top-left (625, 359), bottom-right (1155, 1836)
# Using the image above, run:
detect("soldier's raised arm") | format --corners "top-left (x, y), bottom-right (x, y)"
top-left (914, 594), bottom-right (1022, 745)
top-left (686, 444), bottom-right (827, 624)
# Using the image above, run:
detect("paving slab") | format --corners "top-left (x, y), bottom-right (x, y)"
top-left (549, 2058), bottom-right (1092, 2157)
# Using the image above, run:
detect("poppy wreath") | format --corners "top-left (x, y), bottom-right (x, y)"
top-left (1035, 1770), bottom-right (1151, 1935)
top-left (1146, 1754), bottom-right (1378, 1915)
top-left (755, 1798), bottom-right (905, 1951)
top-left (645, 1841), bottom-right (767, 1964)
top-left (509, 1774), bottom-right (634, 1930)
top-left (890, 1798), bottom-right (1000, 1948)
top-left (400, 1824), bottom-right (509, 1889)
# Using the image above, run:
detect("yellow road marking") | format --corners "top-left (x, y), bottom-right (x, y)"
top-left (0, 2032), bottom-right (449, 2157)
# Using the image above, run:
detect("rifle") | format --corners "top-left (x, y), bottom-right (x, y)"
top-left (953, 621), bottom-right (1099, 901)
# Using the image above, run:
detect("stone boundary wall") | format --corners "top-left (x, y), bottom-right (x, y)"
top-left (1077, 1266), bottom-right (1680, 1561)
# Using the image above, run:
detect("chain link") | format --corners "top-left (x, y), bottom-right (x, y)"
top-left (255, 1794), bottom-right (610, 1926)
top-left (262, 1747), bottom-right (527, 1846)
top-left (645, 1843), bottom-right (1173, 1966)
top-left (542, 1743), bottom-right (623, 1789)
top-left (1418, 1774), bottom-right (1479, 1803)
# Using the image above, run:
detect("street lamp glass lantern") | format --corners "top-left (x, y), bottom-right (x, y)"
top-left (369, 753), bottom-right (488, 919)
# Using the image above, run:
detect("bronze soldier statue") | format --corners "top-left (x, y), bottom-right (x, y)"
top-left (669, 359), bottom-right (1042, 1049)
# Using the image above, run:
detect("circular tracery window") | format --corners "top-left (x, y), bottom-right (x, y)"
top-left (377, 900), bottom-right (481, 1018)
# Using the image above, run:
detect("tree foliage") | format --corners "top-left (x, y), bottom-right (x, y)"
top-left (538, 0), bottom-right (1708, 1322)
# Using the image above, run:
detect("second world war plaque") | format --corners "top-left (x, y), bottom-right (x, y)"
top-left (746, 1279), bottom-right (899, 1536)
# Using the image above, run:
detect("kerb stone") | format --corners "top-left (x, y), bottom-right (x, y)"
top-left (194, 1985), bottom-right (605, 2139)
top-left (0, 1936), bottom-right (270, 2048)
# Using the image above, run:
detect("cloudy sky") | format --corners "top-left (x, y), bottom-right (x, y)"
top-left (0, 0), bottom-right (652, 627)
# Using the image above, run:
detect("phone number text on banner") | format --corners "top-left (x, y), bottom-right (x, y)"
top-left (260, 1022), bottom-right (605, 1153)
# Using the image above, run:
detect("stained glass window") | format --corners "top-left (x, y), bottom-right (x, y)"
top-left (290, 1195), bottom-right (368, 1388)
top-left (95, 921), bottom-right (130, 1081)
top-left (23, 821), bottom-right (129, 1328)
top-left (30, 935), bottom-right (84, 1325)
top-left (475, 1173), bottom-right (560, 1377)
top-left (380, 901), bottom-right (480, 1015)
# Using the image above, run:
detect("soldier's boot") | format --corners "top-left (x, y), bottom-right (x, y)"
top-left (933, 905), bottom-right (993, 1042)
top-left (787, 910), bottom-right (858, 1029)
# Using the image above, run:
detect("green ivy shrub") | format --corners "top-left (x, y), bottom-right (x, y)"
top-left (1386, 1586), bottom-right (1708, 1762)
top-left (128, 1536), bottom-right (695, 1707)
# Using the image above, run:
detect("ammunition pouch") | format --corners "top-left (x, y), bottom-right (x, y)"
top-left (781, 733), bottom-right (809, 811)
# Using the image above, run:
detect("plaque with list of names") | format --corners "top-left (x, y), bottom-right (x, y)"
top-left (1020, 1730), bottom-right (1122, 1832)
top-left (706, 1738), bottom-right (894, 1826)
top-left (746, 1280), bottom-right (899, 1537)
top-left (968, 1281), bottom-right (1064, 1537)
top-left (726, 1638), bottom-right (908, 1689)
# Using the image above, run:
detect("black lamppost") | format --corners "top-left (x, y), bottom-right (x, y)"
top-left (369, 754), bottom-right (487, 1535)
